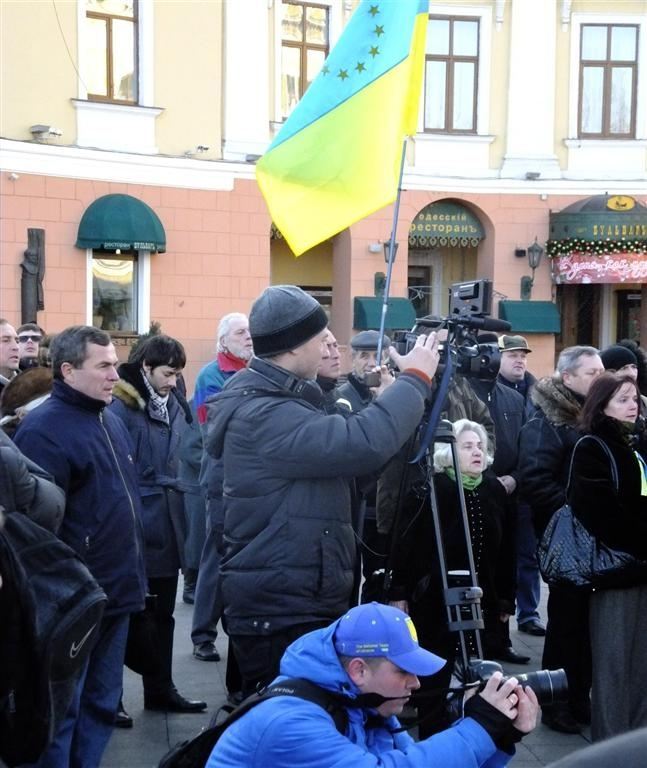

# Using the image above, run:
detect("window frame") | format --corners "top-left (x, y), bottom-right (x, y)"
top-left (424, 14), bottom-right (480, 135)
top-left (84, 0), bottom-right (139, 105)
top-left (578, 22), bottom-right (639, 139)
top-left (280, 0), bottom-right (330, 120)
top-left (86, 248), bottom-right (150, 335)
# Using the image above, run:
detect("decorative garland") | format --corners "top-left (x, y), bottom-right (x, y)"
top-left (547, 238), bottom-right (647, 258)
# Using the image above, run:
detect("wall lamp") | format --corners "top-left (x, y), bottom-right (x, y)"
top-left (520, 237), bottom-right (544, 300)
top-left (383, 239), bottom-right (399, 264)
top-left (30, 124), bottom-right (63, 140)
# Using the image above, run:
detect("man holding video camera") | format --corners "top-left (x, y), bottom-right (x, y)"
top-left (203, 285), bottom-right (441, 696)
top-left (207, 602), bottom-right (539, 767)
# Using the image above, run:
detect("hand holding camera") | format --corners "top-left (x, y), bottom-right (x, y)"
top-left (389, 330), bottom-right (441, 380)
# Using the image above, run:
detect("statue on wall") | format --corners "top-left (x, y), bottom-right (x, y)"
top-left (21, 228), bottom-right (45, 324)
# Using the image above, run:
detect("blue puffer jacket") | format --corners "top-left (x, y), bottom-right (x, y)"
top-left (14, 380), bottom-right (146, 615)
top-left (206, 362), bottom-right (431, 636)
top-left (110, 362), bottom-right (193, 578)
top-left (208, 620), bottom-right (514, 768)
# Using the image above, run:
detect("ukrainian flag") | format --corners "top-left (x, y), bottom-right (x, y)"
top-left (256, 0), bottom-right (428, 257)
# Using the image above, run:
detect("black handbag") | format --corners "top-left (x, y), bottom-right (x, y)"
top-left (538, 435), bottom-right (647, 590)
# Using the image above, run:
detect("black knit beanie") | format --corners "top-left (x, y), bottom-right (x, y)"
top-left (250, 285), bottom-right (328, 358)
top-left (600, 344), bottom-right (638, 372)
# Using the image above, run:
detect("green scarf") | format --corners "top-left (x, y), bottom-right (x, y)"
top-left (445, 467), bottom-right (482, 491)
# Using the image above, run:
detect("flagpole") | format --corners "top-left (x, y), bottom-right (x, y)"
top-left (376, 139), bottom-right (408, 365)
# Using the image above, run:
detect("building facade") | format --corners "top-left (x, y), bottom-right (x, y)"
top-left (1, 0), bottom-right (646, 386)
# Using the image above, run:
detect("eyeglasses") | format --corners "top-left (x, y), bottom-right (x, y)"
top-left (18, 335), bottom-right (42, 343)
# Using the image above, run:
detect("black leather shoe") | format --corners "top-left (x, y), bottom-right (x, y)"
top-left (489, 647), bottom-right (531, 665)
top-left (193, 642), bottom-right (221, 662)
top-left (517, 620), bottom-right (546, 636)
top-left (144, 690), bottom-right (207, 713)
top-left (114, 701), bottom-right (133, 728)
top-left (542, 707), bottom-right (581, 734)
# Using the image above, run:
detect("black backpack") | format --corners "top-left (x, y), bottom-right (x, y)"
top-left (158, 678), bottom-right (349, 768)
top-left (0, 513), bottom-right (107, 766)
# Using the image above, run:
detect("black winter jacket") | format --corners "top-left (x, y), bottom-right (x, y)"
top-left (569, 416), bottom-right (647, 564)
top-left (468, 378), bottom-right (525, 479)
top-left (518, 377), bottom-right (583, 535)
top-left (205, 359), bottom-right (431, 636)
top-left (110, 363), bottom-right (192, 578)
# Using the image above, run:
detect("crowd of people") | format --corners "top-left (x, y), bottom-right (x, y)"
top-left (1, 294), bottom-right (647, 767)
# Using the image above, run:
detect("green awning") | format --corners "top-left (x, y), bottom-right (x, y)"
top-left (498, 300), bottom-right (561, 333)
top-left (76, 193), bottom-right (166, 252)
top-left (353, 297), bottom-right (416, 331)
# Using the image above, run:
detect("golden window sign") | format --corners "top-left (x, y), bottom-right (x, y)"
top-left (592, 224), bottom-right (647, 238)
top-left (409, 203), bottom-right (484, 248)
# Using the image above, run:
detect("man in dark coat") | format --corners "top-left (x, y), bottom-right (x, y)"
top-left (14, 325), bottom-right (147, 768)
top-left (518, 345), bottom-right (604, 734)
top-left (205, 285), bottom-right (441, 696)
top-left (110, 335), bottom-right (206, 714)
top-left (496, 334), bottom-right (544, 637)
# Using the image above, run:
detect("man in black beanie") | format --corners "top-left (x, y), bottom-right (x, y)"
top-left (600, 344), bottom-right (639, 379)
top-left (203, 285), bottom-right (441, 695)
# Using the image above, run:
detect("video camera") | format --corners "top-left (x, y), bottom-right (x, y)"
top-left (391, 279), bottom-right (509, 381)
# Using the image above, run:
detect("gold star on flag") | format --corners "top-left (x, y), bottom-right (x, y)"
top-left (369, 45), bottom-right (379, 57)
top-left (368, 4), bottom-right (379, 16)
top-left (374, 25), bottom-right (384, 36)
top-left (355, 61), bottom-right (366, 73)
top-left (337, 69), bottom-right (349, 80)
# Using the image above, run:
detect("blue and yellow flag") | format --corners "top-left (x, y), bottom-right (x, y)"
top-left (256, 0), bottom-right (428, 256)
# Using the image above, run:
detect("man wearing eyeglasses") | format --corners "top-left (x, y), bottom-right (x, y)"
top-left (17, 323), bottom-right (44, 371)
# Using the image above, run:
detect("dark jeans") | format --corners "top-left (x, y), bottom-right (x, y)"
top-left (27, 614), bottom-right (129, 768)
top-left (516, 502), bottom-right (542, 625)
top-left (231, 621), bottom-right (329, 697)
top-left (143, 575), bottom-right (178, 697)
top-left (542, 583), bottom-right (592, 711)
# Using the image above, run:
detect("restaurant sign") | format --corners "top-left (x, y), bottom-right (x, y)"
top-left (409, 202), bottom-right (484, 248)
top-left (552, 252), bottom-right (647, 284)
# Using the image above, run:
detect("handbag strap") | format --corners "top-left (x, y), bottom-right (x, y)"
top-left (566, 434), bottom-right (619, 497)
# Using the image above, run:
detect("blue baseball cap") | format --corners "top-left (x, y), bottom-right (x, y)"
top-left (333, 602), bottom-right (446, 677)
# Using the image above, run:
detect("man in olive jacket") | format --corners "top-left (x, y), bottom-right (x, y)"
top-left (205, 285), bottom-right (441, 696)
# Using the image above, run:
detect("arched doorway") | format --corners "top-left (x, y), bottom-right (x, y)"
top-left (407, 200), bottom-right (485, 317)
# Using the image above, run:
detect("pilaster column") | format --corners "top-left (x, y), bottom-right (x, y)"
top-left (500, 0), bottom-right (561, 179)
top-left (222, 0), bottom-right (270, 161)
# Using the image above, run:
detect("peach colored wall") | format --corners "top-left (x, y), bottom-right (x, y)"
top-left (0, 173), bottom-right (270, 391)
top-left (1, 173), bottom-right (596, 388)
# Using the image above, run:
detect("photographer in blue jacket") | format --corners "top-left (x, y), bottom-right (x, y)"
top-left (208, 602), bottom-right (539, 767)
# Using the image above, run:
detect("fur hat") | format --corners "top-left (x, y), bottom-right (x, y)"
top-left (0, 367), bottom-right (53, 416)
top-left (601, 344), bottom-right (638, 372)
top-left (250, 285), bottom-right (328, 358)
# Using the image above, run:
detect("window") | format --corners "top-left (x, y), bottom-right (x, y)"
top-left (92, 252), bottom-right (138, 332)
top-left (281, 1), bottom-right (329, 118)
top-left (424, 16), bottom-right (479, 133)
top-left (84, 0), bottom-right (138, 103)
top-left (579, 24), bottom-right (638, 138)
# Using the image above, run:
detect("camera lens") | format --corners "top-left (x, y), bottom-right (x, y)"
top-left (515, 668), bottom-right (568, 707)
